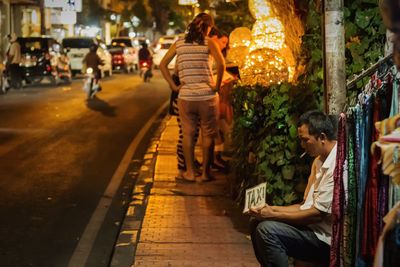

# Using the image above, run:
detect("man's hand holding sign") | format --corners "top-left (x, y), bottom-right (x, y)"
top-left (243, 182), bottom-right (267, 214)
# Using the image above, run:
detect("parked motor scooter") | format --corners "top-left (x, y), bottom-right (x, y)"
top-left (83, 67), bottom-right (100, 99)
top-left (139, 59), bottom-right (153, 82)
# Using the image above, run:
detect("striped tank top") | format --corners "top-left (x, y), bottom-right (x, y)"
top-left (175, 37), bottom-right (216, 101)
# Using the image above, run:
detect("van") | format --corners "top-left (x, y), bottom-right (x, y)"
top-left (152, 35), bottom-right (180, 69)
top-left (62, 37), bottom-right (112, 77)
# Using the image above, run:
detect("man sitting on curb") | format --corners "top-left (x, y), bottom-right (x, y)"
top-left (249, 110), bottom-right (337, 267)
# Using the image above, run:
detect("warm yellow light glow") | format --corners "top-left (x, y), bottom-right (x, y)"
top-left (248, 0), bottom-right (272, 19)
top-left (229, 0), bottom-right (297, 87)
top-left (238, 0), bottom-right (289, 86)
top-left (229, 27), bottom-right (252, 48)
top-left (240, 49), bottom-right (289, 87)
top-left (250, 18), bottom-right (285, 52)
top-left (178, 0), bottom-right (198, 5)
top-left (227, 27), bottom-right (252, 67)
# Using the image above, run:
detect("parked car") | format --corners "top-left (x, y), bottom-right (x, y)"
top-left (110, 37), bottom-right (150, 70)
top-left (62, 37), bottom-right (112, 77)
top-left (18, 37), bottom-right (72, 85)
top-left (109, 38), bottom-right (138, 73)
top-left (108, 44), bottom-right (136, 73)
top-left (152, 35), bottom-right (179, 69)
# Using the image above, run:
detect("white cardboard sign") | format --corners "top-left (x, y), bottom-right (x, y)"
top-left (243, 182), bottom-right (267, 213)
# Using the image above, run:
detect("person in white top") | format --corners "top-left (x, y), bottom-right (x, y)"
top-left (249, 110), bottom-right (337, 267)
top-left (6, 33), bottom-right (22, 89)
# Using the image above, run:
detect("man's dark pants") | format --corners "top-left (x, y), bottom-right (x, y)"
top-left (9, 63), bottom-right (22, 89)
top-left (250, 219), bottom-right (330, 267)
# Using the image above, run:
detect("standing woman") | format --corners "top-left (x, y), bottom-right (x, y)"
top-left (160, 13), bottom-right (225, 182)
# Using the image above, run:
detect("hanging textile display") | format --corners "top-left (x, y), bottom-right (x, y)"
top-left (330, 59), bottom-right (400, 267)
top-left (330, 114), bottom-right (347, 267)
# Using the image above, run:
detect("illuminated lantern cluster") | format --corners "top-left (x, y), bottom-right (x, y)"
top-left (229, 0), bottom-right (290, 87)
top-left (227, 27), bottom-right (252, 68)
top-left (240, 49), bottom-right (288, 86)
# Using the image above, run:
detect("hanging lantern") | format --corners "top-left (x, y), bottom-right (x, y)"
top-left (248, 0), bottom-right (272, 19)
top-left (249, 17), bottom-right (285, 52)
top-left (240, 49), bottom-right (289, 87)
top-left (227, 27), bottom-right (252, 67)
top-left (178, 0), bottom-right (198, 5)
top-left (238, 0), bottom-right (289, 87)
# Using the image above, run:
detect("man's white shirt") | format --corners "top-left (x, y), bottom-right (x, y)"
top-left (300, 143), bottom-right (337, 245)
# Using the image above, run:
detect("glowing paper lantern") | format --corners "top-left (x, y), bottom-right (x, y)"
top-left (238, 0), bottom-right (289, 87)
top-left (229, 27), bottom-right (252, 48)
top-left (240, 49), bottom-right (289, 87)
top-left (178, 0), bottom-right (198, 5)
top-left (250, 17), bottom-right (285, 52)
top-left (227, 27), bottom-right (252, 67)
top-left (248, 0), bottom-right (272, 19)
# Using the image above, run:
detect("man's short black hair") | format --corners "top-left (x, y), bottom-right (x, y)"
top-left (298, 110), bottom-right (337, 140)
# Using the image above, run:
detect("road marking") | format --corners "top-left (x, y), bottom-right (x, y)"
top-left (0, 128), bottom-right (48, 133)
top-left (68, 101), bottom-right (169, 267)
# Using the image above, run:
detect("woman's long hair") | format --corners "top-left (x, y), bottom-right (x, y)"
top-left (185, 13), bottom-right (214, 45)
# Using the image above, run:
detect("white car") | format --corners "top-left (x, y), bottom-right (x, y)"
top-left (62, 37), bottom-right (113, 77)
top-left (152, 35), bottom-right (180, 69)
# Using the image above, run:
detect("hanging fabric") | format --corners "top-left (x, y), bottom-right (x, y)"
top-left (330, 113), bottom-right (347, 267)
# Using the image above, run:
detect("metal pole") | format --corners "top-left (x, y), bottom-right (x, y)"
top-left (324, 0), bottom-right (346, 114)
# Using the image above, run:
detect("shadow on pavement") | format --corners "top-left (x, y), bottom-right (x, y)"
top-left (86, 96), bottom-right (117, 117)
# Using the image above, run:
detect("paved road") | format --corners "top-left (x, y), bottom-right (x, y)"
top-left (0, 72), bottom-right (169, 267)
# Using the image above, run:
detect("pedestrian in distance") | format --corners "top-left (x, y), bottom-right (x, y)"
top-left (248, 110), bottom-right (337, 267)
top-left (6, 33), bottom-right (22, 89)
top-left (159, 12), bottom-right (226, 183)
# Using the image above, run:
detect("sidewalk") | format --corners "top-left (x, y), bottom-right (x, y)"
top-left (111, 115), bottom-right (258, 267)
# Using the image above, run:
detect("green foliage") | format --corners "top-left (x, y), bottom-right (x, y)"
top-left (344, 0), bottom-right (386, 95)
top-left (231, 83), bottom-right (316, 205)
top-left (297, 0), bottom-right (324, 108)
top-left (230, 0), bottom-right (386, 206)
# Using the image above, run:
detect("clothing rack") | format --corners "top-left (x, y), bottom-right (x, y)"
top-left (346, 54), bottom-right (393, 89)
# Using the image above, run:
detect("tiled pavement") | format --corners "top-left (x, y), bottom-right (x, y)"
top-left (111, 116), bottom-right (259, 267)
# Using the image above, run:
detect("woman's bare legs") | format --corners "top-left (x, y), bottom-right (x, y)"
top-left (182, 133), bottom-right (196, 181)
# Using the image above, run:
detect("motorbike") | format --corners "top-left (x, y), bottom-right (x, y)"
top-left (83, 67), bottom-right (100, 99)
top-left (139, 59), bottom-right (153, 82)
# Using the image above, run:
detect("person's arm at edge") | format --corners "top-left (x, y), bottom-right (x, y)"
top-left (159, 43), bottom-right (179, 92)
top-left (208, 38), bottom-right (225, 91)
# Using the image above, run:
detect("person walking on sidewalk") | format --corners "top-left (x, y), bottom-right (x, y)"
top-left (6, 33), bottom-right (22, 89)
top-left (159, 13), bottom-right (225, 182)
top-left (249, 110), bottom-right (337, 266)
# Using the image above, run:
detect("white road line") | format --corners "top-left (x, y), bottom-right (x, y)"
top-left (68, 101), bottom-right (168, 267)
